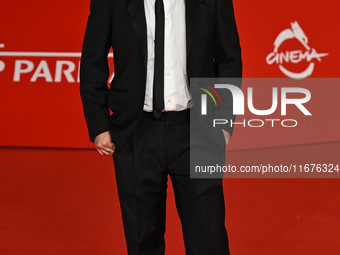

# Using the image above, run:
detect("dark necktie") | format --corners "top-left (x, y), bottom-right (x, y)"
top-left (153, 0), bottom-right (165, 119)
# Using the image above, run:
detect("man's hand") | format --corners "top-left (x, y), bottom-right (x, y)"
top-left (221, 129), bottom-right (231, 146)
top-left (94, 131), bottom-right (115, 155)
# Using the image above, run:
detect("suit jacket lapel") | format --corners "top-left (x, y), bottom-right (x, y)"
top-left (127, 0), bottom-right (148, 72)
top-left (185, 0), bottom-right (199, 58)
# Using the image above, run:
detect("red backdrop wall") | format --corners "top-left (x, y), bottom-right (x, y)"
top-left (0, 0), bottom-right (339, 150)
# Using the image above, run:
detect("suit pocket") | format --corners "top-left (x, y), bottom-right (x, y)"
top-left (198, 0), bottom-right (210, 17)
top-left (199, 0), bottom-right (210, 5)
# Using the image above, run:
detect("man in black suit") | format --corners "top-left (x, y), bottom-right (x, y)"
top-left (80, 0), bottom-right (242, 254)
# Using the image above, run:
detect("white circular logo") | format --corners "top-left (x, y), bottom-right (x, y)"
top-left (266, 21), bottom-right (328, 79)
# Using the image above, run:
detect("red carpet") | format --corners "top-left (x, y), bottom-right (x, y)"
top-left (0, 145), bottom-right (339, 255)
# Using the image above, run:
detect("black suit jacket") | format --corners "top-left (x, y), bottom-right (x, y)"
top-left (80, 0), bottom-right (242, 149)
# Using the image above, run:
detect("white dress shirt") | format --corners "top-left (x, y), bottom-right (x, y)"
top-left (143, 0), bottom-right (192, 112)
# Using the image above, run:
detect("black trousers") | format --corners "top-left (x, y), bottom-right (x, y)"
top-left (112, 110), bottom-right (230, 255)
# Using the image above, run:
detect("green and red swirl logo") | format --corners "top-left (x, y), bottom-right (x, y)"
top-left (198, 82), bottom-right (223, 109)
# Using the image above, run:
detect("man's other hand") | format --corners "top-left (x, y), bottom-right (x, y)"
top-left (94, 131), bottom-right (115, 155)
top-left (221, 129), bottom-right (231, 146)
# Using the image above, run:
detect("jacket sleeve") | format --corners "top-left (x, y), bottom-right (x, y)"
top-left (80, 0), bottom-right (112, 142)
top-left (213, 0), bottom-right (242, 136)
